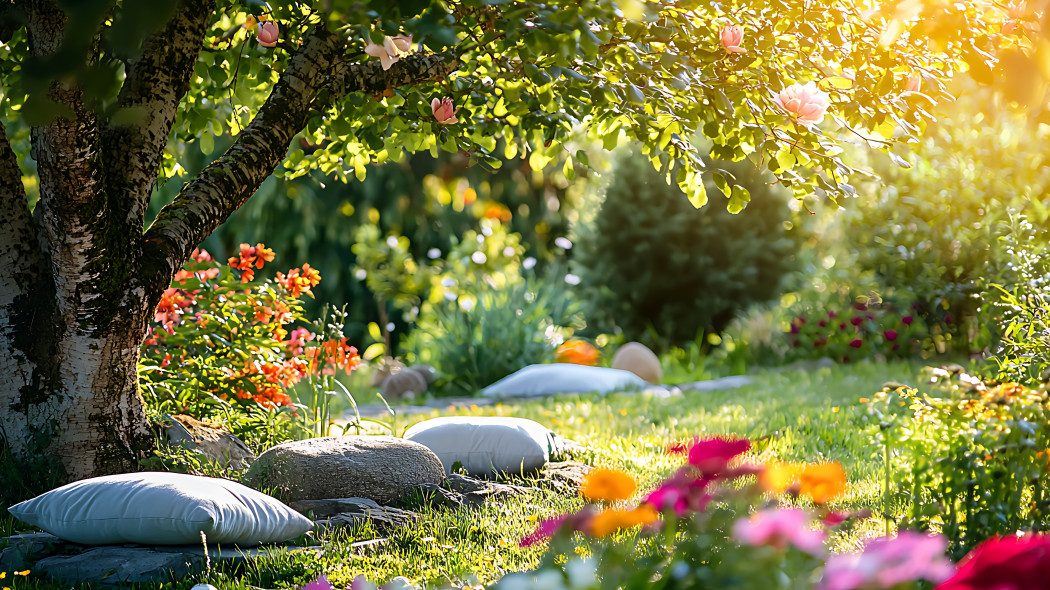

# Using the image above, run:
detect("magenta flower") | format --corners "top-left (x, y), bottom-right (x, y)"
top-left (849, 339), bottom-right (863, 348)
top-left (519, 508), bottom-right (595, 547)
top-left (819, 532), bottom-right (954, 590)
top-left (303, 575), bottom-right (337, 590)
top-left (884, 330), bottom-right (898, 341)
top-left (645, 469), bottom-right (714, 516)
top-left (839, 323), bottom-right (847, 330)
top-left (850, 317), bottom-right (863, 326)
top-left (732, 508), bottom-right (826, 556)
top-left (688, 437), bottom-right (750, 475)
top-left (818, 320), bottom-right (827, 327)
top-left (902, 316), bottom-right (914, 325)
top-left (828, 311), bottom-right (838, 319)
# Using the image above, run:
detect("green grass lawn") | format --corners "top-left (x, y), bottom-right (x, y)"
top-left (4, 359), bottom-right (941, 590)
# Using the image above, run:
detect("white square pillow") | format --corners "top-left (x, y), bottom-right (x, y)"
top-left (481, 364), bottom-right (667, 398)
top-left (404, 416), bottom-right (561, 476)
top-left (8, 472), bottom-right (314, 546)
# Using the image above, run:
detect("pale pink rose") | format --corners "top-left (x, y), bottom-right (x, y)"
top-left (731, 508), bottom-right (826, 556)
top-left (431, 97), bottom-right (458, 124)
top-left (365, 35), bottom-right (412, 71)
top-left (719, 24), bottom-right (746, 53)
top-left (773, 81), bottom-right (831, 127)
top-left (905, 73), bottom-right (922, 93)
top-left (389, 34), bottom-right (413, 53)
top-left (818, 532), bottom-right (953, 590)
top-left (257, 21), bottom-right (279, 48)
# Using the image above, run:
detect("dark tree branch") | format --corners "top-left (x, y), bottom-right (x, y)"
top-left (323, 52), bottom-right (459, 100)
top-left (102, 0), bottom-right (215, 234)
top-left (140, 30), bottom-right (459, 299)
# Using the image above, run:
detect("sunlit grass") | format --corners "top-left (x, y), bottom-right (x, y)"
top-left (4, 360), bottom-right (939, 589)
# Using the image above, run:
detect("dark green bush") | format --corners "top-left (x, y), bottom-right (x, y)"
top-left (573, 152), bottom-right (799, 351)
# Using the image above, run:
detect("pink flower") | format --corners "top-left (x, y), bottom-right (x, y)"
top-left (732, 508), bottom-right (826, 556)
top-left (719, 24), bottom-right (746, 53)
top-left (773, 82), bottom-right (831, 127)
top-left (645, 469), bottom-right (714, 516)
top-left (365, 34), bottom-right (412, 71)
top-left (884, 330), bottom-right (898, 342)
top-left (902, 316), bottom-right (913, 325)
top-left (849, 339), bottom-right (863, 348)
top-left (905, 74), bottom-right (922, 93)
top-left (431, 97), bottom-right (458, 124)
top-left (688, 437), bottom-right (750, 475)
top-left (257, 21), bottom-right (279, 48)
top-left (519, 508), bottom-right (596, 547)
top-left (820, 532), bottom-right (954, 590)
top-left (302, 575), bottom-right (336, 590)
top-left (850, 317), bottom-right (863, 326)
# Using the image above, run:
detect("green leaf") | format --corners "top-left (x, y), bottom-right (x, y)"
top-left (682, 170), bottom-right (708, 208)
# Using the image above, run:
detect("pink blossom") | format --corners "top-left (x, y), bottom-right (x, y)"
top-left (365, 34), bottom-right (412, 71)
top-left (849, 339), bottom-right (863, 348)
top-left (905, 74), bottom-right (922, 93)
top-left (902, 316), bottom-right (913, 325)
top-left (732, 508), bottom-right (826, 556)
top-left (257, 21), bottom-right (279, 48)
top-left (819, 532), bottom-right (954, 590)
top-left (719, 25), bottom-right (746, 53)
top-left (884, 329), bottom-right (898, 342)
top-left (302, 575), bottom-right (336, 590)
top-left (688, 437), bottom-right (750, 475)
top-left (519, 508), bottom-right (595, 547)
top-left (773, 82), bottom-right (831, 127)
top-left (645, 469), bottom-right (713, 516)
top-left (431, 97), bottom-right (458, 124)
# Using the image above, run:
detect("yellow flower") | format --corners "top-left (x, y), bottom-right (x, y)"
top-left (589, 505), bottom-right (658, 537)
top-left (799, 462), bottom-right (848, 504)
top-left (245, 14), bottom-right (257, 31)
top-left (581, 467), bottom-right (637, 503)
top-left (759, 461), bottom-right (802, 494)
top-left (15, 570), bottom-right (30, 576)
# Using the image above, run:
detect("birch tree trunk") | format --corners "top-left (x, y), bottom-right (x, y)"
top-left (0, 0), bottom-right (456, 500)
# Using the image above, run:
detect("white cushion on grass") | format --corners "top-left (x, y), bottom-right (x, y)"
top-left (404, 416), bottom-right (560, 476)
top-left (7, 471), bottom-right (313, 546)
top-left (480, 364), bottom-right (658, 398)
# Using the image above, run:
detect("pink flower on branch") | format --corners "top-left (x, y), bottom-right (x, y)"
top-left (688, 437), bottom-right (750, 475)
top-left (257, 21), bottom-right (279, 48)
top-left (365, 34), bottom-right (413, 71)
top-left (719, 24), bottom-right (746, 53)
top-left (773, 82), bottom-right (831, 127)
top-left (431, 97), bottom-right (458, 124)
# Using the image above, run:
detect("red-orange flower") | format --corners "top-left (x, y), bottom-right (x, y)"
top-left (555, 340), bottom-right (599, 366)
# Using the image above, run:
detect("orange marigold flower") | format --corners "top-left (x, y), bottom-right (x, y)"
top-left (581, 467), bottom-right (637, 503)
top-left (589, 504), bottom-right (659, 537)
top-left (760, 462), bottom-right (803, 494)
top-left (799, 462), bottom-right (848, 504)
top-left (555, 339), bottom-right (599, 366)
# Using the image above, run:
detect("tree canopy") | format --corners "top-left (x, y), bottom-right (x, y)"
top-left (0, 0), bottom-right (1027, 491)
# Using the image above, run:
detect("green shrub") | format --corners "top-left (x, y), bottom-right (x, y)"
top-left (573, 152), bottom-right (799, 351)
top-left (993, 216), bottom-right (1050, 383)
top-left (405, 272), bottom-right (583, 396)
top-left (863, 372), bottom-right (1050, 559)
top-left (841, 86), bottom-right (1050, 356)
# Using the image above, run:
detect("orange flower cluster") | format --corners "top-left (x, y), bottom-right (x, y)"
top-left (590, 504), bottom-right (659, 537)
top-left (228, 243), bottom-right (275, 282)
top-left (582, 467), bottom-right (638, 503)
top-left (155, 288), bottom-right (195, 333)
top-left (760, 461), bottom-right (848, 504)
top-left (173, 249), bottom-right (220, 284)
top-left (251, 297), bottom-right (293, 325)
top-left (321, 338), bottom-right (362, 373)
top-left (276, 263), bottom-right (321, 298)
top-left (555, 339), bottom-right (599, 366)
top-left (228, 359), bottom-right (310, 408)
